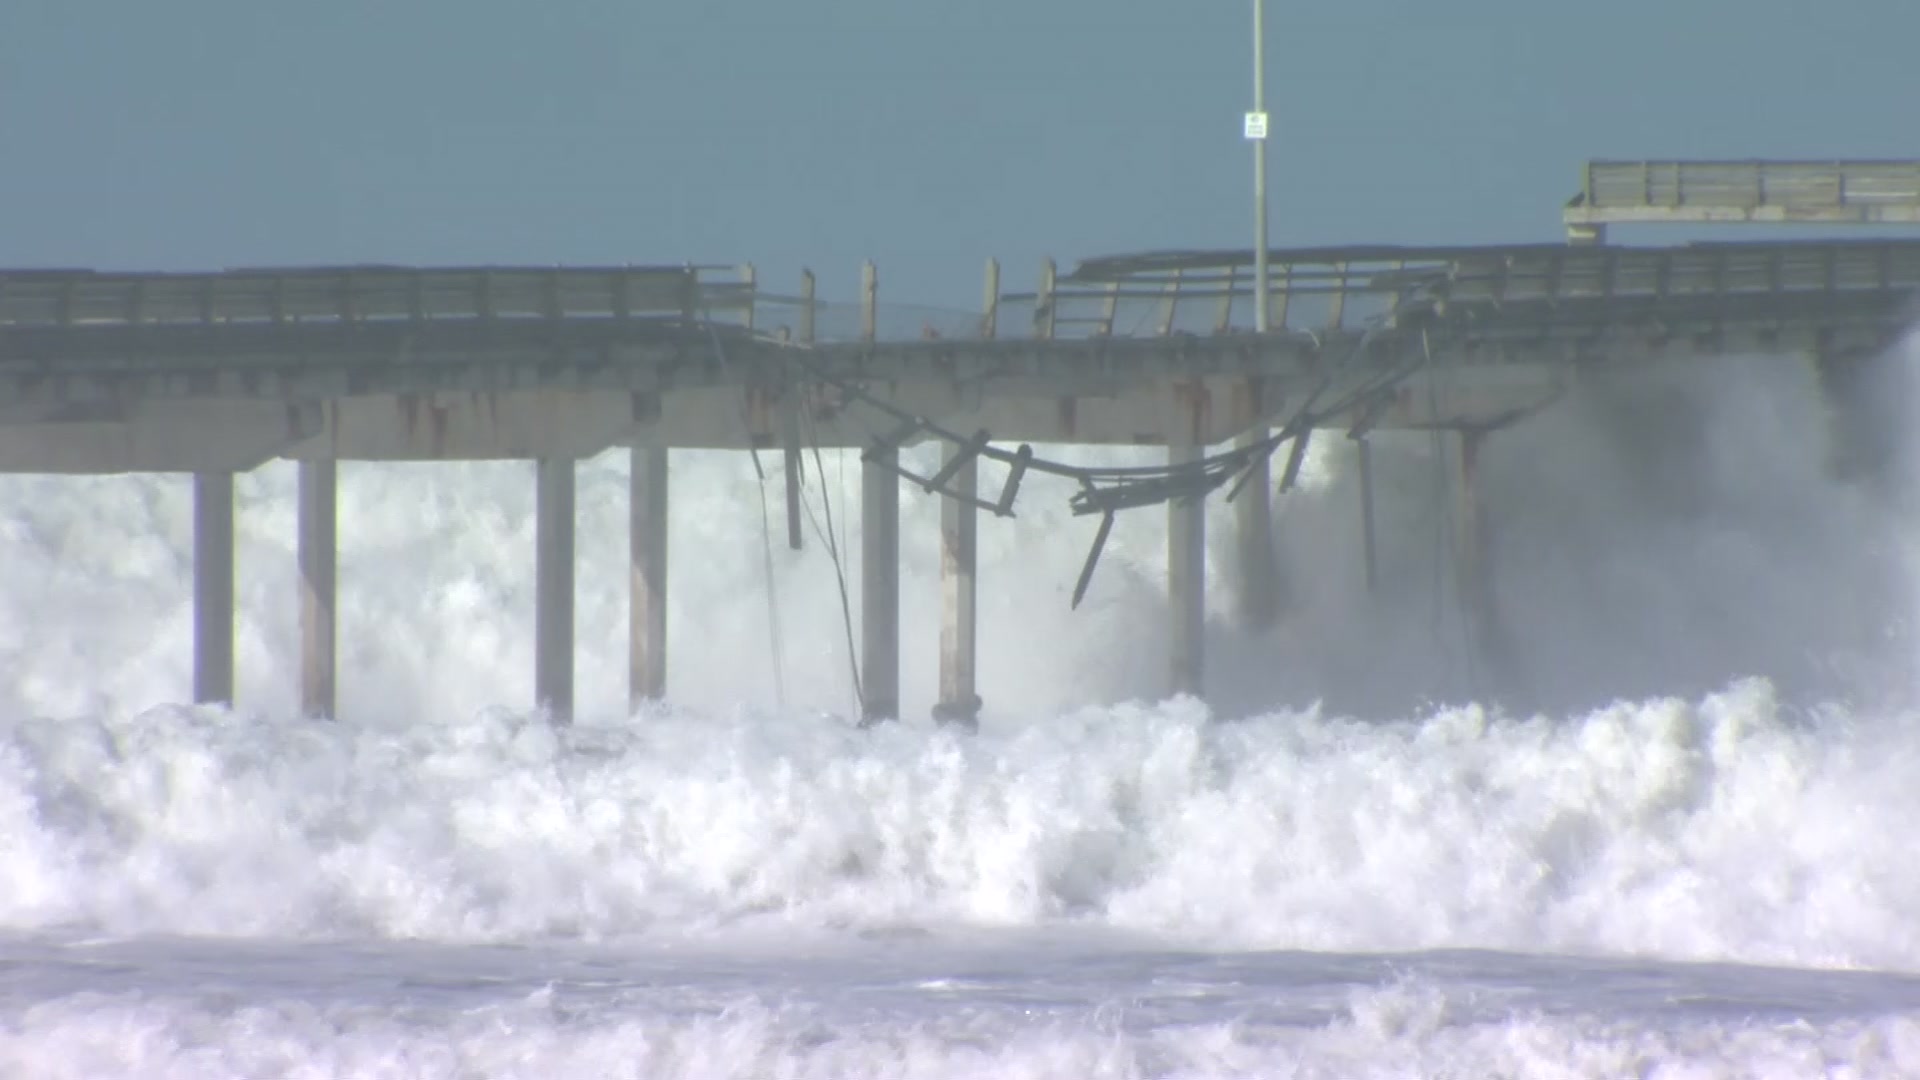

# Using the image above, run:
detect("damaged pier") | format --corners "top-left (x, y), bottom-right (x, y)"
top-left (2, 158), bottom-right (1918, 722)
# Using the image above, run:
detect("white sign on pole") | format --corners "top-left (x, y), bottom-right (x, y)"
top-left (1243, 111), bottom-right (1268, 140)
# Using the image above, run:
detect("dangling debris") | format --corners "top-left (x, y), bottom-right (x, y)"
top-left (923, 429), bottom-right (990, 492)
top-left (994, 445), bottom-right (1033, 516)
top-left (1071, 509), bottom-right (1117, 609)
top-left (767, 326), bottom-right (1429, 606)
top-left (1279, 428), bottom-right (1311, 493)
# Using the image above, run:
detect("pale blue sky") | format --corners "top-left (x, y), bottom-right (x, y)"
top-left (4, 1), bottom-right (1916, 304)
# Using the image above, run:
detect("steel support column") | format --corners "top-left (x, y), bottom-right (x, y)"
top-left (192, 472), bottom-right (234, 706)
top-left (298, 459), bottom-right (337, 718)
top-left (534, 457), bottom-right (575, 722)
top-left (630, 444), bottom-right (669, 709)
top-left (861, 447), bottom-right (900, 723)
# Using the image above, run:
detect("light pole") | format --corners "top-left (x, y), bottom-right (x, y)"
top-left (1249, 0), bottom-right (1270, 332)
top-left (1235, 0), bottom-right (1282, 631)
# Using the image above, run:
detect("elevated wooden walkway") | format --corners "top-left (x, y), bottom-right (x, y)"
top-left (5, 238), bottom-right (1915, 382)
top-left (1565, 160), bottom-right (1920, 241)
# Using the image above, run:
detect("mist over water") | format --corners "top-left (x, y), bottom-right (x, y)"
top-left (1229, 344), bottom-right (1920, 719)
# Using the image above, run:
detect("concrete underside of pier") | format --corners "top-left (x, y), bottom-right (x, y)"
top-left (0, 348), bottom-right (1896, 722)
top-left (0, 362), bottom-right (1571, 473)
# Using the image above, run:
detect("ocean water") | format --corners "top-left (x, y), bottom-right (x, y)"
top-left (3, 344), bottom-right (1920, 1078)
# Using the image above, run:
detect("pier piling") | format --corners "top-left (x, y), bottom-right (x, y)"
top-left (1356, 437), bottom-right (1377, 592)
top-left (298, 459), bottom-right (337, 718)
top-left (936, 446), bottom-right (980, 728)
top-left (629, 445), bottom-right (669, 708)
top-left (192, 472), bottom-right (234, 706)
top-left (860, 448), bottom-right (901, 723)
top-left (534, 457), bottom-right (575, 722)
top-left (1233, 436), bottom-right (1279, 629)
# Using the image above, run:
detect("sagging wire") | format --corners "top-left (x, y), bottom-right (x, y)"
top-left (795, 377), bottom-right (866, 717)
top-left (698, 296), bottom-right (788, 707)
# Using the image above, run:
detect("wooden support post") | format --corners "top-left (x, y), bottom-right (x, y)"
top-left (1157, 268), bottom-right (1184, 335)
top-left (861, 447), bottom-right (900, 723)
top-left (1271, 264), bottom-right (1292, 328)
top-left (1036, 258), bottom-right (1056, 339)
top-left (981, 258), bottom-right (1000, 339)
top-left (298, 459), bottom-right (337, 718)
top-left (1324, 262), bottom-right (1351, 329)
top-left (193, 472), bottom-right (234, 706)
top-left (799, 268), bottom-right (817, 343)
top-left (1356, 436), bottom-right (1378, 592)
top-left (1099, 281), bottom-right (1121, 336)
top-left (535, 457), bottom-right (575, 723)
top-left (936, 446), bottom-right (980, 729)
top-left (630, 444), bottom-right (669, 708)
top-left (1168, 387), bottom-right (1206, 698)
top-left (861, 261), bottom-right (877, 342)
top-left (740, 262), bottom-right (757, 333)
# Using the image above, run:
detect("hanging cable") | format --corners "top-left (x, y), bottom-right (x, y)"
top-left (796, 384), bottom-right (865, 716)
top-left (726, 304), bottom-right (1435, 640)
top-left (788, 334), bottom-right (1415, 515)
top-left (759, 319), bottom-right (1426, 605)
top-left (835, 433), bottom-right (858, 718)
top-left (697, 302), bottom-right (768, 482)
top-left (697, 297), bottom-right (788, 705)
